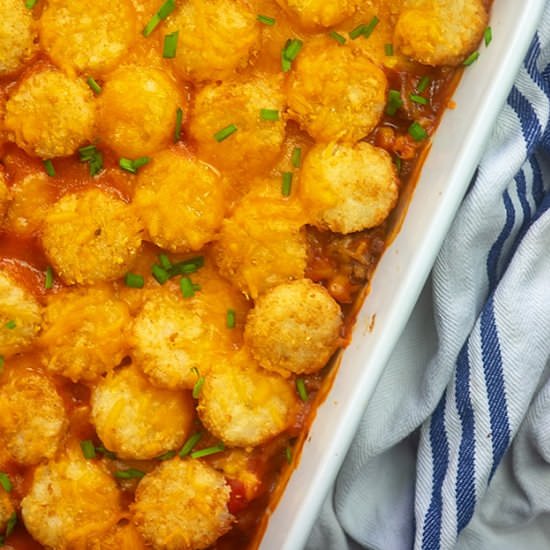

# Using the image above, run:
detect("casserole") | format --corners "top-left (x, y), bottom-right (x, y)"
top-left (258, 0), bottom-right (547, 548)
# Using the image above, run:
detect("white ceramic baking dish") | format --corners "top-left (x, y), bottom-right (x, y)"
top-left (258, 1), bottom-right (547, 548)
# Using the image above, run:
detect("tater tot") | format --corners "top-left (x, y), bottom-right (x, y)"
top-left (131, 266), bottom-right (247, 390)
top-left (98, 66), bottom-right (182, 158)
top-left (245, 279), bottom-right (343, 375)
top-left (41, 188), bottom-right (143, 285)
top-left (214, 185), bottom-right (307, 299)
top-left (40, 285), bottom-right (131, 383)
top-left (0, 490), bottom-right (13, 534)
top-left (166, 0), bottom-right (259, 82)
top-left (287, 37), bottom-right (387, 143)
top-left (40, 0), bottom-right (136, 75)
top-left (5, 172), bottom-right (57, 236)
top-left (91, 366), bottom-right (194, 460)
top-left (278, 0), bottom-right (359, 28)
top-left (299, 141), bottom-right (399, 233)
top-left (0, 0), bottom-right (37, 76)
top-left (0, 360), bottom-right (67, 465)
top-left (189, 74), bottom-right (286, 174)
top-left (394, 0), bottom-right (488, 66)
top-left (4, 68), bottom-right (96, 159)
top-left (0, 270), bottom-right (41, 358)
top-left (133, 150), bottom-right (224, 252)
top-left (198, 349), bottom-right (299, 447)
top-left (21, 451), bottom-right (122, 549)
top-left (77, 522), bottom-right (146, 550)
top-left (133, 458), bottom-right (233, 550)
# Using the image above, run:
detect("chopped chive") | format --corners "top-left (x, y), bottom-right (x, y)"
top-left (78, 144), bottom-right (96, 159)
top-left (190, 442), bottom-right (225, 459)
top-left (159, 253), bottom-right (172, 270)
top-left (5, 321), bottom-right (16, 330)
top-left (281, 38), bottom-right (303, 72)
top-left (394, 156), bottom-right (402, 174)
top-left (142, 0), bottom-right (176, 37)
top-left (168, 256), bottom-right (204, 276)
top-left (78, 145), bottom-right (103, 176)
top-left (163, 30), bottom-right (179, 58)
top-left (119, 157), bottom-right (150, 173)
top-left (291, 146), bottom-right (302, 168)
top-left (179, 432), bottom-right (203, 457)
top-left (124, 272), bottom-right (145, 289)
top-left (410, 94), bottom-right (428, 105)
top-left (180, 276), bottom-right (195, 298)
top-left (0, 356), bottom-right (4, 374)
top-left (192, 375), bottom-right (205, 399)
top-left (281, 172), bottom-right (292, 197)
top-left (25, 0), bottom-right (37, 8)
top-left (463, 51), bottom-right (480, 66)
top-left (86, 76), bottom-right (102, 95)
top-left (5, 512), bottom-right (16, 538)
top-left (0, 473), bottom-right (12, 493)
top-left (80, 440), bottom-right (96, 459)
top-left (214, 124), bottom-right (237, 142)
top-left (408, 121), bottom-right (428, 141)
top-left (385, 89), bottom-right (403, 116)
top-left (95, 445), bottom-right (117, 460)
top-left (257, 14), bottom-right (275, 25)
top-left (285, 445), bottom-right (292, 464)
top-left (174, 107), bottom-right (183, 142)
top-left (157, 450), bottom-right (177, 461)
top-left (384, 43), bottom-right (394, 56)
top-left (152, 264), bottom-right (169, 284)
top-left (226, 309), bottom-right (236, 329)
top-left (362, 16), bottom-right (379, 39)
top-left (349, 23), bottom-right (367, 40)
top-left (417, 75), bottom-right (431, 93)
top-left (260, 109), bottom-right (279, 121)
top-left (45, 266), bottom-right (54, 290)
top-left (296, 377), bottom-right (308, 402)
top-left (329, 31), bottom-right (346, 45)
top-left (44, 159), bottom-right (55, 177)
top-left (484, 26), bottom-right (492, 47)
top-left (114, 468), bottom-right (145, 480)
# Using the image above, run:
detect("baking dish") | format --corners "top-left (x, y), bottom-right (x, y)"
top-left (258, 1), bottom-right (547, 548)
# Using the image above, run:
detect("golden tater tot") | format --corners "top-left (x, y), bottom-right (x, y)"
top-left (98, 66), bottom-right (182, 158)
top-left (133, 150), bottom-right (224, 252)
top-left (0, 270), bottom-right (41, 358)
top-left (189, 74), bottom-right (286, 175)
top-left (167, 0), bottom-right (259, 82)
top-left (131, 266), bottom-right (247, 390)
top-left (5, 172), bottom-right (57, 236)
top-left (394, 0), bottom-right (488, 66)
top-left (277, 0), bottom-right (359, 28)
top-left (198, 349), bottom-right (299, 447)
top-left (4, 68), bottom-right (96, 159)
top-left (214, 184), bottom-right (307, 299)
top-left (133, 458), bottom-right (233, 550)
top-left (245, 279), bottom-right (343, 375)
top-left (0, 360), bottom-right (67, 466)
top-left (21, 451), bottom-right (122, 549)
top-left (287, 37), bottom-right (387, 143)
top-left (91, 366), bottom-right (194, 460)
top-left (40, 0), bottom-right (136, 75)
top-left (40, 285), bottom-right (131, 383)
top-left (76, 522), bottom-right (146, 550)
top-left (0, 0), bottom-right (37, 76)
top-left (0, 490), bottom-right (14, 534)
top-left (41, 188), bottom-right (143, 285)
top-left (299, 141), bottom-right (399, 233)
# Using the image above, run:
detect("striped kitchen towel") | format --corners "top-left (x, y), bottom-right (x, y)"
top-left (307, 4), bottom-right (550, 550)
